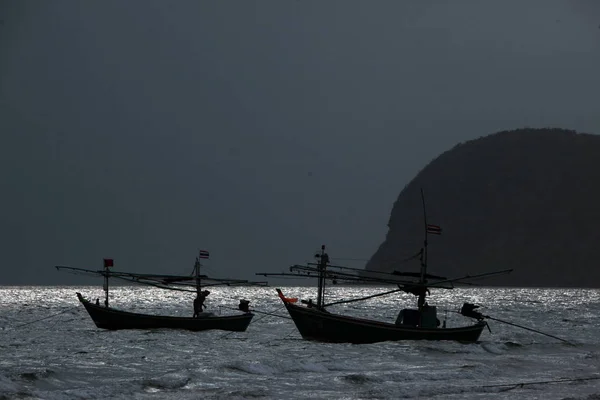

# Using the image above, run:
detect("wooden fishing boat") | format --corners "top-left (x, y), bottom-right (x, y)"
top-left (258, 189), bottom-right (512, 344)
top-left (277, 292), bottom-right (486, 343)
top-left (75, 292), bottom-right (254, 331)
top-left (269, 246), bottom-right (497, 344)
top-left (57, 250), bottom-right (263, 332)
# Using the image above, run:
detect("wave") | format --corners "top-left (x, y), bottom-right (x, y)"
top-left (338, 373), bottom-right (381, 384)
top-left (222, 361), bottom-right (277, 376)
top-left (19, 368), bottom-right (56, 382)
top-left (141, 372), bottom-right (191, 391)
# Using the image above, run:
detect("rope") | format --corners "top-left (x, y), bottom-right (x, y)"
top-left (221, 306), bottom-right (291, 320)
top-left (219, 312), bottom-right (271, 339)
top-left (281, 327), bottom-right (298, 340)
top-left (483, 315), bottom-right (571, 344)
top-left (3, 306), bottom-right (79, 331)
top-left (447, 309), bottom-right (570, 344)
top-left (248, 309), bottom-right (292, 320)
top-left (218, 304), bottom-right (293, 339)
top-left (218, 304), bottom-right (291, 338)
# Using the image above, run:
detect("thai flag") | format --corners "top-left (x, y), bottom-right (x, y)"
top-left (426, 224), bottom-right (442, 235)
top-left (199, 250), bottom-right (210, 259)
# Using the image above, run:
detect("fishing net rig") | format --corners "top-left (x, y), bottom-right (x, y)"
top-left (55, 265), bottom-right (269, 294)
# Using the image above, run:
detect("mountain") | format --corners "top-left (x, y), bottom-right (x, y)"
top-left (365, 128), bottom-right (600, 287)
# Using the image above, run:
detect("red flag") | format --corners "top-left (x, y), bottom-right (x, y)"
top-left (199, 250), bottom-right (210, 259)
top-left (103, 258), bottom-right (114, 268)
top-left (426, 224), bottom-right (442, 235)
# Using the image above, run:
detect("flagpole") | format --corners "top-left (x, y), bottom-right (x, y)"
top-left (316, 245), bottom-right (326, 309)
top-left (103, 259), bottom-right (110, 307)
top-left (195, 256), bottom-right (201, 298)
top-left (196, 250), bottom-right (210, 296)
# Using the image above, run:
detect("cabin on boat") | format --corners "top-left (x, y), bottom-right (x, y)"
top-left (395, 305), bottom-right (439, 328)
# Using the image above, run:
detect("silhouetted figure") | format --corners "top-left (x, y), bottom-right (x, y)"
top-left (238, 299), bottom-right (250, 313)
top-left (193, 297), bottom-right (202, 317)
top-left (193, 290), bottom-right (211, 318)
top-left (96, 298), bottom-right (100, 306)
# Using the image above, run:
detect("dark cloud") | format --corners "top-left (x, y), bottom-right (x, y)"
top-left (0, 1), bottom-right (599, 284)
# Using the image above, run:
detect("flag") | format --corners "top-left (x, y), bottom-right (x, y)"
top-left (103, 258), bottom-right (114, 268)
top-left (426, 224), bottom-right (442, 235)
top-left (199, 250), bottom-right (210, 259)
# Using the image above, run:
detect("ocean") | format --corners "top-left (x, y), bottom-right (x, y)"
top-left (1, 286), bottom-right (599, 399)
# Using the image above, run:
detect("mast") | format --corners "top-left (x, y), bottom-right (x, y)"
top-left (103, 258), bottom-right (113, 307)
top-left (316, 245), bottom-right (328, 309)
top-left (420, 188), bottom-right (428, 284)
top-left (195, 250), bottom-right (210, 295)
top-left (419, 188), bottom-right (428, 310)
top-left (194, 257), bottom-right (202, 297)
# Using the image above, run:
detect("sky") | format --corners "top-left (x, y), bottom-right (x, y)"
top-left (1, 1), bottom-right (599, 285)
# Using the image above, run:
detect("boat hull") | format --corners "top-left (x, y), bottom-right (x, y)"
top-left (76, 293), bottom-right (253, 332)
top-left (283, 302), bottom-right (485, 344)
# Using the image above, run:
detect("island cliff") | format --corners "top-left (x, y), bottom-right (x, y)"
top-left (366, 128), bottom-right (600, 287)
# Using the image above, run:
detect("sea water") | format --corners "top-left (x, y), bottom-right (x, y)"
top-left (0, 286), bottom-right (599, 399)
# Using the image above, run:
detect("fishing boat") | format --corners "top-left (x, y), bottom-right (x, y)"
top-left (57, 250), bottom-right (264, 332)
top-left (257, 190), bottom-right (513, 344)
top-left (73, 292), bottom-right (254, 332)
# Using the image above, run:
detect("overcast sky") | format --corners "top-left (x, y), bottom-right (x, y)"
top-left (1, 1), bottom-right (599, 285)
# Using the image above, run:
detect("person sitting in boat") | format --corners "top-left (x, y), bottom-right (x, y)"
top-left (238, 299), bottom-right (251, 313)
top-left (193, 290), bottom-right (211, 318)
